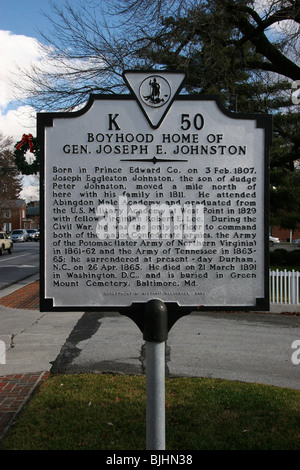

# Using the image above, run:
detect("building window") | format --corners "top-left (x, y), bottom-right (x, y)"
top-left (3, 223), bottom-right (11, 233)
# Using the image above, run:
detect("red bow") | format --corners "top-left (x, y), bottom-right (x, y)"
top-left (16, 134), bottom-right (34, 153)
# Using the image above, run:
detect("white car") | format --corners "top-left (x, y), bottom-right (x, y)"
top-left (10, 229), bottom-right (28, 242)
top-left (0, 232), bottom-right (13, 254)
top-left (293, 239), bottom-right (300, 247)
top-left (269, 236), bottom-right (280, 246)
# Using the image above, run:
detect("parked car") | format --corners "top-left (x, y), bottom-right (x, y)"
top-left (293, 239), bottom-right (300, 247)
top-left (26, 229), bottom-right (39, 241)
top-left (10, 229), bottom-right (28, 243)
top-left (0, 232), bottom-right (13, 255)
top-left (269, 236), bottom-right (280, 246)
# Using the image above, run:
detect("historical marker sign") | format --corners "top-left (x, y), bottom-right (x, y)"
top-left (39, 71), bottom-right (271, 317)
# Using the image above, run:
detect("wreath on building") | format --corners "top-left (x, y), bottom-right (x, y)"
top-left (14, 134), bottom-right (40, 175)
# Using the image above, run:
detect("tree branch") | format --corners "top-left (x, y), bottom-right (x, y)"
top-left (225, 1), bottom-right (300, 80)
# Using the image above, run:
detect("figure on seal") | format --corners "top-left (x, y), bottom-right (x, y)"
top-left (143, 78), bottom-right (164, 105)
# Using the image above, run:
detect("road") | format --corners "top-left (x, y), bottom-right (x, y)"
top-left (0, 241), bottom-right (39, 290)
top-left (47, 310), bottom-right (300, 389)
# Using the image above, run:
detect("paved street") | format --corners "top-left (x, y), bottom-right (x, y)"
top-left (0, 242), bottom-right (39, 291)
top-left (50, 309), bottom-right (300, 390)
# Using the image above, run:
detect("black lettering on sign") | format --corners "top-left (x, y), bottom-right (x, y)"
top-left (108, 114), bottom-right (120, 130)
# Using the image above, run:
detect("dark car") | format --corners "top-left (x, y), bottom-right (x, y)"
top-left (26, 229), bottom-right (39, 241)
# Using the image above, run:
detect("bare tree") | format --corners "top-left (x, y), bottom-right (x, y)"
top-left (14, 0), bottom-right (300, 112)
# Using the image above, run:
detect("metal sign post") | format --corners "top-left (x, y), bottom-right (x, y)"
top-left (143, 300), bottom-right (168, 450)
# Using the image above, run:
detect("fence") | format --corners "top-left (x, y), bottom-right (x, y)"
top-left (270, 269), bottom-right (300, 305)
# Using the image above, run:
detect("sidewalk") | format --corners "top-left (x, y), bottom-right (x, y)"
top-left (0, 279), bottom-right (81, 443)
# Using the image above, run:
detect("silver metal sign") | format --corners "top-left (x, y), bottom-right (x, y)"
top-left (39, 71), bottom-right (271, 315)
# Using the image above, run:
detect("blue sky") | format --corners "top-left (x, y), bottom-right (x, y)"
top-left (0, 1), bottom-right (73, 128)
top-left (0, 0), bottom-right (66, 133)
top-left (0, 0), bottom-right (64, 39)
top-left (0, 0), bottom-right (106, 199)
top-left (0, 0), bottom-right (71, 199)
top-left (0, 1), bottom-right (108, 135)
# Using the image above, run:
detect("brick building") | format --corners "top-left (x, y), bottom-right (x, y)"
top-left (26, 201), bottom-right (40, 229)
top-left (272, 226), bottom-right (300, 242)
top-left (2, 199), bottom-right (32, 232)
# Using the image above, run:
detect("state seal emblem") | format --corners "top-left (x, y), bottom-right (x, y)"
top-left (139, 75), bottom-right (171, 108)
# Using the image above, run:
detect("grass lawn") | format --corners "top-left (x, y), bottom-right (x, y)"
top-left (1, 373), bottom-right (299, 450)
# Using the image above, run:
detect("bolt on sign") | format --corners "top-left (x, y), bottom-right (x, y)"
top-left (39, 71), bottom-right (271, 325)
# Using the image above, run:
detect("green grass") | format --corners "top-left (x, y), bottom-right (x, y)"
top-left (1, 373), bottom-right (299, 450)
